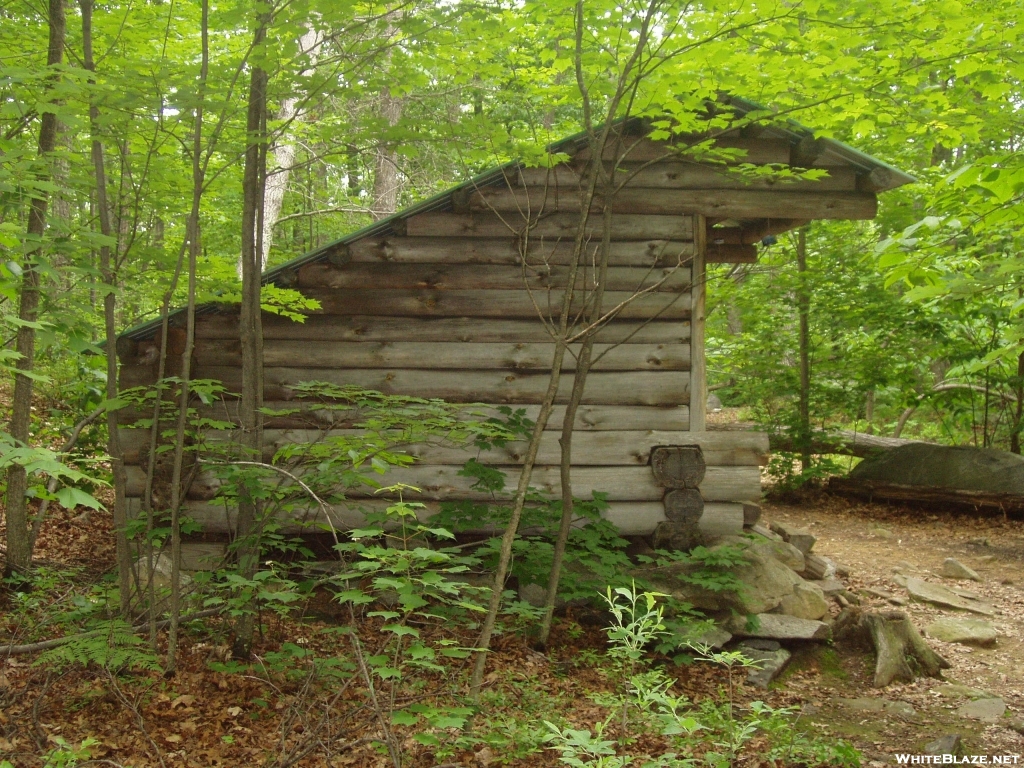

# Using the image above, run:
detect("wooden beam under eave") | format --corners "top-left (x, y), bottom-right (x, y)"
top-left (707, 218), bottom-right (810, 246)
top-left (706, 243), bottom-right (757, 263)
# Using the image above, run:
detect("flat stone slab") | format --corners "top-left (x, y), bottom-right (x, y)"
top-left (728, 613), bottom-right (831, 641)
top-left (905, 577), bottom-right (995, 615)
top-left (837, 698), bottom-right (917, 718)
top-left (737, 642), bottom-right (791, 688)
top-left (690, 625), bottom-right (732, 650)
top-left (925, 735), bottom-right (963, 757)
top-left (926, 617), bottom-right (998, 647)
top-left (941, 558), bottom-right (981, 581)
top-left (936, 683), bottom-right (994, 700)
top-left (956, 697), bottom-right (1006, 723)
top-left (807, 578), bottom-right (845, 596)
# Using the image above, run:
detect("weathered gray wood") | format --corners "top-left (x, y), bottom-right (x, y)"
top-left (296, 262), bottom-right (691, 292)
top-left (576, 137), bottom-right (793, 165)
top-left (339, 237), bottom-right (694, 266)
top-left (163, 367), bottom-right (692, 406)
top-left (515, 163), bottom-right (860, 192)
top-left (122, 464), bottom-right (758, 503)
top-left (300, 287), bottom-right (691, 320)
top-left (663, 488), bottom-right (704, 522)
top-left (121, 428), bottom-right (766, 469)
top-left (652, 520), bottom-right (702, 551)
top-left (138, 498), bottom-right (743, 537)
top-left (194, 314), bottom-right (690, 344)
top-left (706, 244), bottom-right (757, 264)
top-left (469, 186), bottom-right (878, 221)
top-left (690, 223), bottom-right (707, 431)
top-left (214, 429), bottom-right (763, 468)
top-left (651, 445), bottom-right (706, 488)
top-left (404, 211), bottom-right (694, 240)
top-left (194, 340), bottom-right (691, 372)
top-left (120, 403), bottom-right (690, 433)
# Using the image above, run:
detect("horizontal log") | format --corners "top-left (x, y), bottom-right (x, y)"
top-left (705, 243), bottom-right (757, 263)
top-left (193, 340), bottom-right (691, 372)
top-left (576, 137), bottom-right (793, 165)
top-left (123, 464), bottom-right (762, 503)
top-left (295, 262), bottom-right (691, 292)
top-left (826, 477), bottom-right (1024, 515)
top-left (237, 428), bottom-right (763, 467)
top-left (514, 163), bottom-right (861, 192)
top-left (159, 367), bottom-right (691, 406)
top-left (769, 428), bottom-right (927, 459)
top-left (338, 237), bottom-right (694, 267)
top-left (119, 403), bottom-right (690, 433)
top-left (193, 314), bottom-right (689, 344)
top-left (469, 187), bottom-right (878, 221)
top-left (299, 288), bottom-right (691, 320)
top-left (128, 497), bottom-right (744, 537)
top-left (404, 212), bottom-right (694, 240)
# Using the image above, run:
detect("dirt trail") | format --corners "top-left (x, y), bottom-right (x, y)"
top-left (759, 492), bottom-right (1024, 762)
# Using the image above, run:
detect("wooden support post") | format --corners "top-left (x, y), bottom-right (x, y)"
top-left (690, 214), bottom-right (707, 431)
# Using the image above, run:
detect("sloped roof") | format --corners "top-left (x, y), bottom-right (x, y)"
top-left (120, 97), bottom-right (914, 342)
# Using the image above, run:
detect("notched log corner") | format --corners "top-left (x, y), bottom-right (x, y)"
top-left (834, 607), bottom-right (950, 688)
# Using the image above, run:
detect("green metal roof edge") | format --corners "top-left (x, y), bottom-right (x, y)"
top-left (118, 102), bottom-right (914, 342)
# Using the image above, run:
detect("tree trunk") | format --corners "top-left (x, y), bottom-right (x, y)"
top-left (165, 0), bottom-right (208, 671)
top-left (258, 26), bottom-right (321, 271)
top-left (1012, 349), bottom-right (1024, 454)
top-left (4, 0), bottom-right (65, 577)
top-left (796, 227), bottom-right (811, 470)
top-left (81, 0), bottom-right (131, 610)
top-left (371, 86), bottom-right (403, 219)
top-left (233, 15), bottom-right (269, 660)
top-left (834, 608), bottom-right (949, 687)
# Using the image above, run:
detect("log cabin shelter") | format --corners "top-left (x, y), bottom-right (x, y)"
top-left (116, 98), bottom-right (914, 549)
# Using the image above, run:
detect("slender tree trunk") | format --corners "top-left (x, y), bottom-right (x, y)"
top-left (165, 0), bottom-right (208, 671)
top-left (81, 0), bottom-right (131, 611)
top-left (796, 228), bottom-right (811, 470)
top-left (4, 0), bottom-right (65, 577)
top-left (257, 26), bottom-right (320, 271)
top-left (1012, 351), bottom-right (1024, 454)
top-left (371, 86), bottom-right (403, 219)
top-left (864, 389), bottom-right (875, 435)
top-left (233, 14), bottom-right (269, 660)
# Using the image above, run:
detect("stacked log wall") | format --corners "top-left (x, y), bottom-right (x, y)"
top-left (117, 136), bottom-right (868, 537)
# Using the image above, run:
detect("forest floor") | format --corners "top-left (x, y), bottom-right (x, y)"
top-left (2, 491), bottom-right (1024, 766)
top-left (760, 491), bottom-right (1024, 763)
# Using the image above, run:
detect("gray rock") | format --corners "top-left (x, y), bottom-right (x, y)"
top-left (869, 526), bottom-right (896, 540)
top-left (893, 573), bottom-right (909, 588)
top-left (926, 617), bottom-right (998, 647)
top-left (1008, 720), bottom-right (1024, 737)
top-left (688, 625), bottom-right (732, 650)
top-left (807, 578), bottom-right (845, 596)
top-left (941, 558), bottom-right (981, 582)
top-left (636, 540), bottom-right (803, 615)
top-left (839, 697), bottom-right (884, 712)
top-left (885, 701), bottom-right (918, 719)
top-left (769, 521), bottom-right (817, 554)
top-left (517, 582), bottom-right (547, 608)
top-left (977, 555), bottom-right (997, 564)
top-left (936, 684), bottom-right (994, 699)
top-left (850, 442), bottom-right (1024, 495)
top-left (835, 562), bottom-right (852, 577)
top-left (707, 392), bottom-right (723, 412)
top-left (740, 646), bottom-right (791, 688)
top-left (925, 735), bottom-right (963, 757)
top-left (905, 577), bottom-right (995, 616)
top-left (778, 582), bottom-right (829, 620)
top-left (956, 697), bottom-right (1006, 723)
top-left (134, 553), bottom-right (193, 594)
top-left (738, 638), bottom-right (780, 651)
top-left (863, 587), bottom-right (895, 601)
top-left (727, 613), bottom-right (831, 641)
top-left (750, 524), bottom-right (783, 541)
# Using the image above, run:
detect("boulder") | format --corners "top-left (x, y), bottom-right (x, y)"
top-left (727, 613), bottom-right (831, 641)
top-left (636, 540), bottom-right (802, 615)
top-left (777, 582), bottom-right (829, 620)
top-left (517, 583), bottom-right (547, 608)
top-left (806, 578), bottom-right (845, 596)
top-left (956, 697), bottom-right (1006, 723)
top-left (802, 554), bottom-right (836, 580)
top-left (134, 553), bottom-right (192, 594)
top-left (905, 578), bottom-right (995, 616)
top-left (925, 617), bottom-right (998, 647)
top-left (940, 558), bottom-right (981, 582)
top-left (850, 442), bottom-right (1024, 493)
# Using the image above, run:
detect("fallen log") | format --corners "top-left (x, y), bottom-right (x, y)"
top-left (769, 430), bottom-right (926, 458)
top-left (827, 477), bottom-right (1024, 514)
top-left (834, 607), bottom-right (950, 687)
